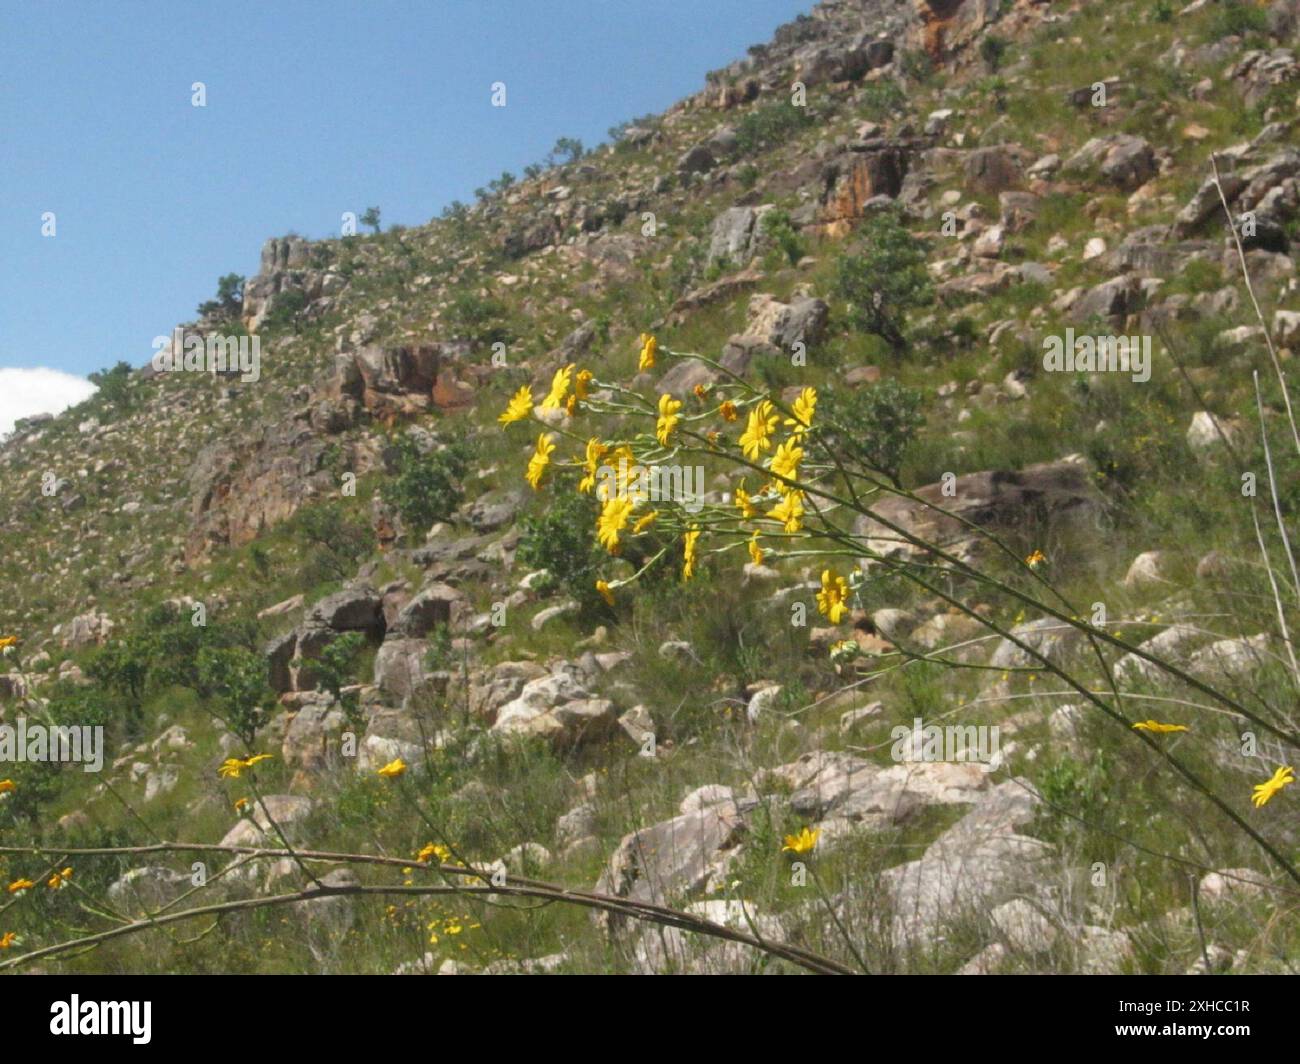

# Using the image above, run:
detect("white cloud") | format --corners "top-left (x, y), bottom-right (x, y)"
top-left (0, 367), bottom-right (98, 438)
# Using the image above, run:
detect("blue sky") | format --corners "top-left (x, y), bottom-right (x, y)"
top-left (0, 0), bottom-right (811, 431)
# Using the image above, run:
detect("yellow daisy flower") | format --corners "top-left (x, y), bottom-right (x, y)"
top-left (768, 491), bottom-right (804, 533)
top-left (1252, 765), bottom-right (1295, 808)
top-left (816, 569), bottom-right (849, 624)
top-left (498, 385), bottom-right (533, 425)
top-left (683, 528), bottom-right (702, 581)
top-left (781, 827), bottom-right (819, 855)
top-left (540, 364), bottom-right (574, 410)
top-left (739, 400), bottom-right (778, 460)
top-left (525, 433), bottom-right (556, 490)
top-left (638, 333), bottom-right (657, 371)
top-left (656, 393), bottom-right (682, 446)
top-left (597, 496), bottom-right (634, 554)
top-left (769, 438), bottom-right (803, 485)
top-left (784, 387), bottom-right (817, 436)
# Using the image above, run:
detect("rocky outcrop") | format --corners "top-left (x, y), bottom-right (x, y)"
top-left (242, 236), bottom-right (346, 332)
top-left (854, 455), bottom-right (1106, 568)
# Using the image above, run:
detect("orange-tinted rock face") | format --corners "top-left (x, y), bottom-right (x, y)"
top-left (915, 0), bottom-right (999, 63)
top-left (819, 148), bottom-right (909, 237)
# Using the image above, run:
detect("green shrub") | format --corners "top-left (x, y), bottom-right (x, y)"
top-left (388, 435), bottom-right (472, 535)
top-left (833, 208), bottom-right (933, 352)
top-left (516, 486), bottom-right (607, 613)
top-left (445, 291), bottom-right (513, 348)
top-left (735, 99), bottom-right (816, 155)
top-left (760, 208), bottom-right (804, 267)
top-left (197, 645), bottom-right (271, 745)
top-left (87, 362), bottom-right (138, 418)
top-left (1212, 0), bottom-right (1269, 37)
top-left (294, 501), bottom-right (376, 585)
top-left (262, 288), bottom-right (309, 332)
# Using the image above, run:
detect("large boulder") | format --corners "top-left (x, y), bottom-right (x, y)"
top-left (707, 205), bottom-right (775, 267)
top-left (308, 585), bottom-right (385, 636)
top-left (595, 799), bottom-right (751, 914)
top-left (334, 344), bottom-right (443, 419)
top-left (1064, 134), bottom-right (1157, 191)
top-left (880, 780), bottom-right (1050, 951)
top-left (491, 665), bottom-right (618, 748)
top-left (854, 455), bottom-right (1106, 568)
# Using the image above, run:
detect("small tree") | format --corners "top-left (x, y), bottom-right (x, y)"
top-left (389, 436), bottom-right (471, 535)
top-left (197, 645), bottom-right (271, 746)
top-left (833, 208), bottom-right (933, 352)
top-left (360, 207), bottom-right (382, 234)
top-left (549, 137), bottom-right (585, 165)
top-left (197, 273), bottom-right (245, 319)
top-left (516, 486), bottom-right (607, 613)
top-left (88, 361), bottom-right (136, 413)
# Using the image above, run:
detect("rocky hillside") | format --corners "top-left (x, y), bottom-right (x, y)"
top-left (2, 0), bottom-right (1299, 975)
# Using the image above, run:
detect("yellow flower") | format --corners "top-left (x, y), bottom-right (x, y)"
top-left (748, 532), bottom-right (764, 567)
top-left (0, 779), bottom-right (14, 794)
top-left (498, 385), bottom-right (533, 425)
top-left (768, 491), bottom-right (804, 533)
top-left (218, 754), bottom-right (274, 779)
top-left (234, 797), bottom-right (249, 813)
top-left (574, 368), bottom-right (593, 400)
top-left (633, 510), bottom-right (658, 534)
top-left (417, 843), bottom-right (452, 864)
top-left (597, 496), bottom-right (634, 554)
top-left (817, 569), bottom-right (849, 624)
top-left (1132, 720), bottom-right (1189, 734)
top-left (692, 383), bottom-right (709, 400)
top-left (594, 445), bottom-right (635, 501)
top-left (719, 400), bottom-right (739, 422)
top-left (781, 827), bottom-right (819, 855)
top-left (540, 363), bottom-right (574, 410)
top-left (739, 400), bottom-right (778, 460)
top-left (47, 868), bottom-right (72, 890)
top-left (769, 438), bottom-right (803, 485)
top-left (0, 931), bottom-right (17, 949)
top-left (596, 579), bottom-right (615, 606)
top-left (785, 387), bottom-right (817, 436)
top-left (638, 333), bottom-right (657, 371)
top-left (377, 758), bottom-right (407, 779)
top-left (656, 393), bottom-right (682, 446)
top-left (735, 482), bottom-right (757, 519)
top-left (525, 433), bottom-right (556, 490)
top-left (577, 437), bottom-right (608, 494)
top-left (1026, 549), bottom-right (1047, 569)
top-left (7, 879), bottom-right (34, 895)
top-left (683, 528), bottom-right (702, 581)
top-left (1252, 765), bottom-right (1295, 808)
